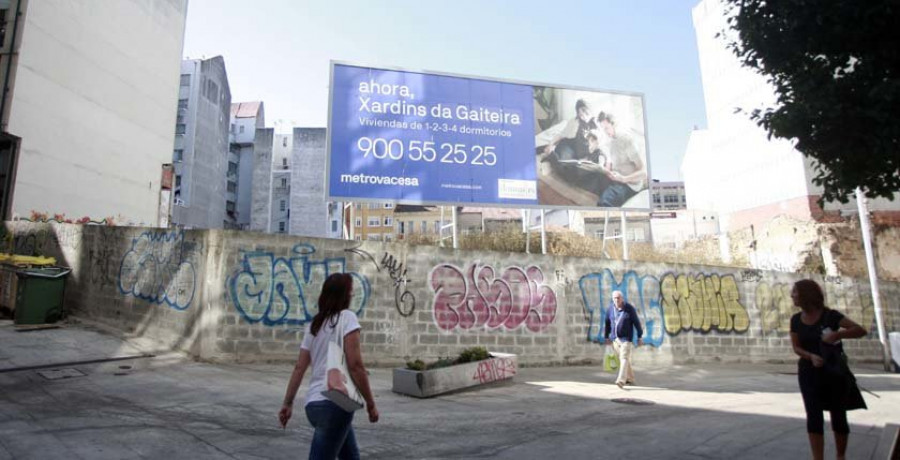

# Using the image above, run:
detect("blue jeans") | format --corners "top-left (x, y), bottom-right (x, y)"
top-left (600, 182), bottom-right (637, 207)
top-left (305, 401), bottom-right (359, 460)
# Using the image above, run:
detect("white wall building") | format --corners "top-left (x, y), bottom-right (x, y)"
top-left (0, 0), bottom-right (188, 225)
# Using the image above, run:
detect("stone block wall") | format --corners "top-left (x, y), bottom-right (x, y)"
top-left (2, 222), bottom-right (897, 367)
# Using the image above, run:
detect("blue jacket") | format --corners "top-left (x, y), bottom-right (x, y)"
top-left (604, 303), bottom-right (643, 342)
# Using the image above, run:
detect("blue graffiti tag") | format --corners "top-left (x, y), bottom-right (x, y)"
top-left (578, 269), bottom-right (665, 347)
top-left (228, 243), bottom-right (370, 326)
top-left (118, 230), bottom-right (197, 311)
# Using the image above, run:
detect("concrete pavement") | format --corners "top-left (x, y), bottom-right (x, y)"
top-left (1, 319), bottom-right (898, 459)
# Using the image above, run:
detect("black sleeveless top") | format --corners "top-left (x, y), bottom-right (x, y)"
top-left (790, 308), bottom-right (844, 368)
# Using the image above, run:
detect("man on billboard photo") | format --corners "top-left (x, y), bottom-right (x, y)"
top-left (593, 111), bottom-right (648, 207)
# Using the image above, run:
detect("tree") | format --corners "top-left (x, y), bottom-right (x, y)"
top-left (723, 0), bottom-right (900, 203)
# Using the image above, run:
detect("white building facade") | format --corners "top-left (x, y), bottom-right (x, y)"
top-left (686, 0), bottom-right (899, 232)
top-left (0, 0), bottom-right (188, 225)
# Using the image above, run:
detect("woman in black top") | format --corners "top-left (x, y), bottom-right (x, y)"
top-left (789, 279), bottom-right (866, 460)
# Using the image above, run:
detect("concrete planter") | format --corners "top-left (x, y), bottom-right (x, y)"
top-left (392, 352), bottom-right (517, 398)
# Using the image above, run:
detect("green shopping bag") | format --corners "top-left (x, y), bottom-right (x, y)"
top-left (604, 346), bottom-right (620, 373)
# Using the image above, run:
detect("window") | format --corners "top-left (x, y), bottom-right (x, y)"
top-left (652, 194), bottom-right (661, 204)
top-left (280, 200), bottom-right (286, 211)
top-left (204, 79), bottom-right (219, 103)
top-left (594, 230), bottom-right (604, 239)
top-left (383, 203), bottom-right (393, 209)
top-left (175, 175), bottom-right (181, 187)
top-left (175, 124), bottom-right (186, 135)
top-left (177, 99), bottom-right (188, 110)
top-left (613, 229), bottom-right (620, 237)
top-left (239, 125), bottom-right (244, 134)
top-left (173, 149), bottom-right (183, 162)
top-left (398, 221), bottom-right (405, 234)
top-left (282, 158), bottom-right (288, 169)
top-left (355, 218), bottom-right (361, 227)
top-left (383, 216), bottom-right (393, 226)
top-left (355, 203), bottom-right (361, 210)
top-left (280, 178), bottom-right (287, 188)
top-left (227, 162), bottom-right (238, 175)
top-left (179, 74), bottom-right (190, 86)
top-left (282, 137), bottom-right (288, 147)
top-left (384, 234), bottom-right (392, 242)
top-left (420, 221), bottom-right (427, 233)
top-left (278, 221), bottom-right (286, 233)
top-left (408, 221), bottom-right (414, 233)
top-left (227, 182), bottom-right (236, 193)
top-left (226, 201), bottom-right (236, 213)
top-left (368, 217), bottom-right (380, 227)
top-left (434, 221), bottom-right (440, 234)
top-left (367, 234), bottom-right (382, 241)
top-left (331, 220), bottom-right (338, 233)
top-left (355, 235), bottom-right (361, 241)
top-left (368, 203), bottom-right (380, 210)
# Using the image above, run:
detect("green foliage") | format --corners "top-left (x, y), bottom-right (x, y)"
top-left (405, 347), bottom-right (491, 371)
top-left (723, 0), bottom-right (900, 203)
top-left (405, 359), bottom-right (426, 371)
top-left (456, 346), bottom-right (490, 364)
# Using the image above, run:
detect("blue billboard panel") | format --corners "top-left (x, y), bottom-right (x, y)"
top-left (327, 63), bottom-right (651, 210)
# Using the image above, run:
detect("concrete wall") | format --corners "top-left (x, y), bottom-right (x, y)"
top-left (290, 128), bottom-right (329, 237)
top-left (4, 222), bottom-right (897, 367)
top-left (249, 128), bottom-right (273, 232)
top-left (5, 0), bottom-right (187, 225)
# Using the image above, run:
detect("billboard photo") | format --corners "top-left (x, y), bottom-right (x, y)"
top-left (327, 62), bottom-right (650, 210)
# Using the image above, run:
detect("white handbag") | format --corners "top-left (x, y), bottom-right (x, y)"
top-left (321, 312), bottom-right (365, 412)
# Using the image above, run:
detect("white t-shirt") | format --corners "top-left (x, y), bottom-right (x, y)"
top-left (300, 310), bottom-right (361, 406)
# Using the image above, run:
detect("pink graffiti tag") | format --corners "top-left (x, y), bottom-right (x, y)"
top-left (473, 358), bottom-right (517, 384)
top-left (430, 263), bottom-right (558, 332)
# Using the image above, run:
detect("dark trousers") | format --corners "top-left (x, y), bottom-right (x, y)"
top-left (798, 366), bottom-right (850, 434)
top-left (599, 182), bottom-right (637, 207)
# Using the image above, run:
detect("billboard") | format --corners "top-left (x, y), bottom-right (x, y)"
top-left (327, 62), bottom-right (650, 210)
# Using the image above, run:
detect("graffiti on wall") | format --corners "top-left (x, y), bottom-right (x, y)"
top-left (824, 282), bottom-right (875, 332)
top-left (755, 282), bottom-right (793, 334)
top-left (229, 244), bottom-right (370, 326)
top-left (660, 273), bottom-right (751, 335)
top-left (579, 270), bottom-right (665, 347)
top-left (430, 263), bottom-right (558, 332)
top-left (118, 231), bottom-right (198, 311)
top-left (473, 356), bottom-right (517, 384)
top-left (381, 252), bottom-right (416, 317)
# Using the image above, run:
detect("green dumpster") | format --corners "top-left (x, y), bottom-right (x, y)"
top-left (13, 266), bottom-right (70, 325)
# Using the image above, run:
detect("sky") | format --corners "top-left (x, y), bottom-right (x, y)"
top-left (183, 0), bottom-right (708, 181)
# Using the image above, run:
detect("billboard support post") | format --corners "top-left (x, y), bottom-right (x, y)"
top-left (540, 209), bottom-right (547, 255)
top-left (439, 207), bottom-right (445, 247)
top-left (601, 212), bottom-right (610, 257)
top-left (452, 206), bottom-right (458, 249)
top-left (342, 202), bottom-right (354, 240)
top-left (524, 209), bottom-right (531, 254)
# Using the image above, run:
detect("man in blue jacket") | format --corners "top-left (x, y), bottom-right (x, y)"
top-left (604, 290), bottom-right (644, 388)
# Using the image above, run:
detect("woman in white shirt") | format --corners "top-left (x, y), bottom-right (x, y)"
top-left (279, 273), bottom-right (379, 460)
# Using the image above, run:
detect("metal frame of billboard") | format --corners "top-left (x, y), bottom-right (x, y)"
top-left (325, 60), bottom-right (653, 213)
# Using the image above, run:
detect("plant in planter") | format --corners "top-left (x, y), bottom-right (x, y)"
top-left (393, 346), bottom-right (517, 398)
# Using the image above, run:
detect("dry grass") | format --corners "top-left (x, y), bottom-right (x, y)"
top-left (402, 228), bottom-right (727, 266)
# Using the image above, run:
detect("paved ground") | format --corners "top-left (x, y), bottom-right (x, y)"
top-left (1, 319), bottom-right (898, 459)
